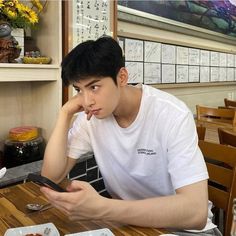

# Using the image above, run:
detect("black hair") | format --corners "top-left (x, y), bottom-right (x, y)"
top-left (61, 36), bottom-right (125, 86)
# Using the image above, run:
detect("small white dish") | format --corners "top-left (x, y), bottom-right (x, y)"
top-left (4, 222), bottom-right (59, 236)
top-left (0, 167), bottom-right (6, 178)
top-left (65, 228), bottom-right (114, 236)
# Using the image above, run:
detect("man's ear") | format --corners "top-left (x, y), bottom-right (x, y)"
top-left (117, 67), bottom-right (128, 86)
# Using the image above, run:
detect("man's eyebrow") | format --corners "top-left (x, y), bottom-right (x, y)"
top-left (73, 79), bottom-right (101, 89)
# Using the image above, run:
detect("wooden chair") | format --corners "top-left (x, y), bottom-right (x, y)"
top-left (199, 140), bottom-right (236, 236)
top-left (218, 128), bottom-right (236, 148)
top-left (196, 105), bottom-right (236, 127)
top-left (224, 98), bottom-right (236, 108)
top-left (196, 125), bottom-right (206, 140)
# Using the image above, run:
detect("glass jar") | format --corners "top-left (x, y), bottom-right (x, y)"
top-left (3, 126), bottom-right (45, 168)
top-left (3, 136), bottom-right (45, 168)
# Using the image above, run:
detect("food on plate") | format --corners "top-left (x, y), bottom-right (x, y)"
top-left (25, 234), bottom-right (42, 236)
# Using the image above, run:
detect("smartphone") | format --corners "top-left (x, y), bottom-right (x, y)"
top-left (27, 173), bottom-right (66, 192)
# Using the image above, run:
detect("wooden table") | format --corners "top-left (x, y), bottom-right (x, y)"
top-left (196, 118), bottom-right (236, 143)
top-left (0, 182), bottom-right (169, 235)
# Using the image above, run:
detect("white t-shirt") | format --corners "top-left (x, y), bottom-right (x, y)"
top-left (67, 84), bottom-right (216, 231)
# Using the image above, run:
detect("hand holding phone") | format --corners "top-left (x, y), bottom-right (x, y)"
top-left (27, 173), bottom-right (66, 192)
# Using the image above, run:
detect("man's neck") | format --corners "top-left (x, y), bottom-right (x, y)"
top-left (113, 85), bottom-right (142, 128)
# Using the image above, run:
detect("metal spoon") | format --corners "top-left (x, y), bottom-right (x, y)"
top-left (0, 167), bottom-right (6, 178)
top-left (26, 203), bottom-right (51, 211)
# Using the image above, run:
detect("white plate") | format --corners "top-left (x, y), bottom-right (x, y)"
top-left (4, 222), bottom-right (60, 236)
top-left (65, 228), bottom-right (114, 236)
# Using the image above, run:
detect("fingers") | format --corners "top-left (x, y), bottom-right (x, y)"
top-left (85, 110), bottom-right (93, 120)
top-left (66, 180), bottom-right (86, 192)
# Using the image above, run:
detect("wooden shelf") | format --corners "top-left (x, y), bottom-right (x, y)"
top-left (0, 66), bottom-right (60, 82)
top-left (0, 1), bottom-right (62, 143)
top-left (151, 81), bottom-right (236, 89)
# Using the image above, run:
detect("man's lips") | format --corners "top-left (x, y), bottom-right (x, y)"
top-left (90, 109), bottom-right (101, 115)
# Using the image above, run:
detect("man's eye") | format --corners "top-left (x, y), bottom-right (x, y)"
top-left (91, 85), bottom-right (99, 90)
top-left (74, 88), bottom-right (81, 93)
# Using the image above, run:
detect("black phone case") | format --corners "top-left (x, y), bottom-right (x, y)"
top-left (27, 173), bottom-right (66, 192)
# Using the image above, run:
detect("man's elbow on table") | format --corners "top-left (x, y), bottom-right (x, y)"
top-left (186, 202), bottom-right (208, 230)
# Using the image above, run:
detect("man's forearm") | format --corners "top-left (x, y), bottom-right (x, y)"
top-left (102, 182), bottom-right (208, 230)
top-left (41, 110), bottom-right (73, 182)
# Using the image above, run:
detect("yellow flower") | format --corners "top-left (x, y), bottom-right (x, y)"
top-left (0, 0), bottom-right (44, 28)
top-left (31, 0), bottom-right (43, 12)
top-left (24, 9), bottom-right (38, 24)
top-left (4, 7), bottom-right (17, 19)
top-left (0, 0), bottom-right (4, 8)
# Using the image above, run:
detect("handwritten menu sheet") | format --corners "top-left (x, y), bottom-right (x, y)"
top-left (200, 66), bottom-right (210, 83)
top-left (126, 62), bottom-right (143, 83)
top-left (176, 65), bottom-right (188, 83)
top-left (72, 0), bottom-right (112, 47)
top-left (144, 41), bottom-right (161, 63)
top-left (227, 68), bottom-right (235, 81)
top-left (189, 48), bottom-right (200, 65)
top-left (211, 67), bottom-right (219, 82)
top-left (200, 50), bottom-right (210, 66)
top-left (162, 44), bottom-right (176, 64)
top-left (162, 64), bottom-right (175, 83)
top-left (227, 54), bottom-right (235, 67)
top-left (144, 63), bottom-right (161, 84)
top-left (125, 38), bottom-right (143, 61)
top-left (219, 67), bottom-right (227, 82)
top-left (176, 46), bottom-right (188, 65)
top-left (189, 66), bottom-right (200, 82)
top-left (219, 53), bottom-right (227, 67)
top-left (119, 36), bottom-right (236, 85)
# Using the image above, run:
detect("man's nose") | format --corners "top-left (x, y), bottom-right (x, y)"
top-left (84, 91), bottom-right (94, 107)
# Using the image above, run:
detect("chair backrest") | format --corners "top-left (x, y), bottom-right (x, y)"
top-left (218, 128), bottom-right (236, 148)
top-left (199, 140), bottom-right (236, 236)
top-left (224, 98), bottom-right (236, 108)
top-left (196, 105), bottom-right (236, 127)
top-left (196, 125), bottom-right (206, 140)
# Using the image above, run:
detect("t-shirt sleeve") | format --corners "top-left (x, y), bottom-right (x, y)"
top-left (166, 111), bottom-right (209, 190)
top-left (67, 112), bottom-right (92, 159)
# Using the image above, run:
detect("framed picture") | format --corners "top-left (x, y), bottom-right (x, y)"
top-left (117, 0), bottom-right (236, 45)
top-left (62, 0), bottom-right (117, 102)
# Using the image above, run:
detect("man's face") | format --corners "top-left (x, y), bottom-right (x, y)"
top-left (73, 76), bottom-right (121, 119)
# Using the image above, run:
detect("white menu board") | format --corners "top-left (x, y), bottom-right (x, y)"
top-left (176, 46), bottom-right (188, 65)
top-left (219, 53), bottom-right (227, 67)
top-left (176, 65), bottom-right (188, 83)
top-left (162, 44), bottom-right (176, 64)
top-left (210, 51), bottom-right (219, 67)
top-left (227, 54), bottom-right (235, 67)
top-left (162, 64), bottom-right (175, 83)
top-left (144, 63), bottom-right (161, 84)
top-left (125, 38), bottom-right (143, 61)
top-left (211, 67), bottom-right (219, 82)
top-left (189, 48), bottom-right (200, 65)
top-left (219, 67), bottom-right (227, 81)
top-left (200, 50), bottom-right (210, 66)
top-left (227, 68), bottom-right (235, 81)
top-left (200, 66), bottom-right (210, 83)
top-left (189, 66), bottom-right (199, 82)
top-left (71, 0), bottom-right (113, 47)
top-left (126, 62), bottom-right (143, 83)
top-left (144, 41), bottom-right (161, 63)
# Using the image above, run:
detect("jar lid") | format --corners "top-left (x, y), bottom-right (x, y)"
top-left (9, 126), bottom-right (38, 141)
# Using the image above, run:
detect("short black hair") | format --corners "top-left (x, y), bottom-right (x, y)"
top-left (61, 36), bottom-right (125, 86)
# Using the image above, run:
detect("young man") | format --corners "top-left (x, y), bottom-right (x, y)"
top-left (41, 36), bottom-right (221, 236)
